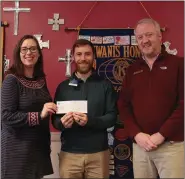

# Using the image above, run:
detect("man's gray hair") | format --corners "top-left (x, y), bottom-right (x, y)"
top-left (134, 18), bottom-right (161, 35)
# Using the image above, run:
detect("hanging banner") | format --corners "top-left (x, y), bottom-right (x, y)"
top-left (79, 29), bottom-right (141, 179)
top-left (79, 29), bottom-right (140, 92)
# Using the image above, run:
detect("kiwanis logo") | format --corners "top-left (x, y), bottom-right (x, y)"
top-left (114, 144), bottom-right (130, 160)
top-left (98, 58), bottom-right (135, 85)
top-left (113, 59), bottom-right (130, 83)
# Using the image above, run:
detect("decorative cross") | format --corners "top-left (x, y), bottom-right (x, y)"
top-left (48, 13), bottom-right (64, 31)
top-left (4, 55), bottom-right (10, 72)
top-left (3, 0), bottom-right (31, 35)
top-left (34, 34), bottom-right (49, 49)
top-left (163, 41), bottom-right (177, 55)
top-left (58, 49), bottom-right (73, 77)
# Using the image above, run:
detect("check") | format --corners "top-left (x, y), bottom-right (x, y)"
top-left (56, 100), bottom-right (87, 114)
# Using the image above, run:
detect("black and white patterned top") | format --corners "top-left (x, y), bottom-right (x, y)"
top-left (1, 74), bottom-right (53, 179)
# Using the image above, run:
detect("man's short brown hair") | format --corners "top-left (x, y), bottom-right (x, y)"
top-left (72, 39), bottom-right (95, 56)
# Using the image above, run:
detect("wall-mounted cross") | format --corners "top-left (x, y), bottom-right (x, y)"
top-left (48, 13), bottom-right (64, 31)
top-left (3, 0), bottom-right (31, 35)
top-left (58, 49), bottom-right (73, 77)
top-left (4, 55), bottom-right (10, 72)
top-left (34, 34), bottom-right (49, 49)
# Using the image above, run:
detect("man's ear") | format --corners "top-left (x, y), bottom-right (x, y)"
top-left (158, 33), bottom-right (162, 44)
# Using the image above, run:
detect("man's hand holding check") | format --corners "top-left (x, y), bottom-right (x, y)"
top-left (57, 101), bottom-right (88, 128)
top-left (61, 112), bottom-right (74, 128)
top-left (61, 112), bottom-right (88, 128)
top-left (73, 112), bottom-right (88, 126)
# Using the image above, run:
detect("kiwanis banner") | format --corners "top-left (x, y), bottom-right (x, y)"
top-left (79, 29), bottom-right (141, 179)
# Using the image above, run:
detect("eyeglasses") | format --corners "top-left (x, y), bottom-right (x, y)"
top-left (20, 46), bottom-right (38, 54)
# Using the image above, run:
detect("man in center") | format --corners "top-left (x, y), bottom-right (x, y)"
top-left (52, 39), bottom-right (117, 178)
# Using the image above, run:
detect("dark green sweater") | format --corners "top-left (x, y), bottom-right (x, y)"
top-left (52, 72), bottom-right (118, 153)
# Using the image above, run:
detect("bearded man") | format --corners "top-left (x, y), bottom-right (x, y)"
top-left (52, 39), bottom-right (117, 179)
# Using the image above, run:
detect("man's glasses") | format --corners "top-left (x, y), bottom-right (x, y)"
top-left (20, 46), bottom-right (38, 54)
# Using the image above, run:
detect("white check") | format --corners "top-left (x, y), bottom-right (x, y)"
top-left (56, 100), bottom-right (87, 114)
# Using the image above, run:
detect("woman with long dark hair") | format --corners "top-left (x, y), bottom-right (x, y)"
top-left (1, 35), bottom-right (57, 179)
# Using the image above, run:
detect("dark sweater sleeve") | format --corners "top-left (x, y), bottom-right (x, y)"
top-left (117, 67), bottom-right (141, 138)
top-left (86, 81), bottom-right (117, 129)
top-left (51, 84), bottom-right (65, 131)
top-left (159, 57), bottom-right (184, 138)
top-left (1, 75), bottom-right (42, 128)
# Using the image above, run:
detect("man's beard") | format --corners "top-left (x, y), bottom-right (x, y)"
top-left (75, 62), bottom-right (93, 74)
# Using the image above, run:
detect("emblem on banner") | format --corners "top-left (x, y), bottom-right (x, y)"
top-left (114, 144), bottom-right (130, 160)
top-left (113, 59), bottom-right (130, 83)
top-left (116, 165), bottom-right (129, 177)
top-left (98, 58), bottom-right (134, 85)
